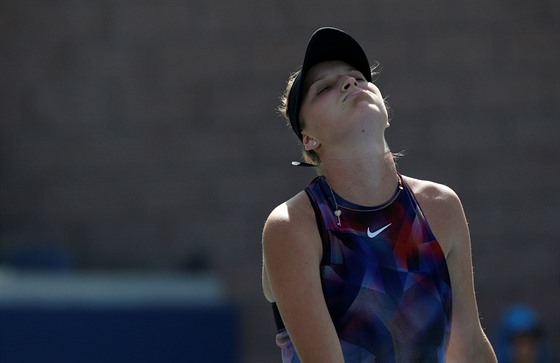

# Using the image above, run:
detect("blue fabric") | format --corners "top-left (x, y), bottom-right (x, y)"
top-left (275, 176), bottom-right (452, 363)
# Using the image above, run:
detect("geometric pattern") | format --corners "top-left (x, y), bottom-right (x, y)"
top-left (275, 175), bottom-right (452, 363)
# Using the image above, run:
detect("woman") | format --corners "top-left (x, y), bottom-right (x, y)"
top-left (262, 27), bottom-right (497, 363)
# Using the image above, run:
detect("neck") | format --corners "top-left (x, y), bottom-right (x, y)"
top-left (321, 143), bottom-right (399, 206)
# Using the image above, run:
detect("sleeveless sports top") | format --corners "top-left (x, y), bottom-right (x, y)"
top-left (272, 175), bottom-right (453, 363)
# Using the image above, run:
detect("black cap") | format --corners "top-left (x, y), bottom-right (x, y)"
top-left (287, 27), bottom-right (372, 140)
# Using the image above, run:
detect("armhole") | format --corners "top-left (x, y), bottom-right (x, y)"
top-left (271, 302), bottom-right (285, 331)
top-left (401, 178), bottom-right (445, 254)
top-left (304, 187), bottom-right (329, 266)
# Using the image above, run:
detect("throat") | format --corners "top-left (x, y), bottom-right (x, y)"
top-left (323, 153), bottom-right (400, 207)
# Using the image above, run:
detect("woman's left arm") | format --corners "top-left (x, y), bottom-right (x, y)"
top-left (408, 177), bottom-right (497, 363)
top-left (440, 188), bottom-right (497, 363)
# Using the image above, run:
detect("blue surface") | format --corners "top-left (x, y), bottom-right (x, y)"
top-left (0, 305), bottom-right (238, 363)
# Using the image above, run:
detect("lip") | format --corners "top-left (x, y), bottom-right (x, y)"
top-left (343, 88), bottom-right (367, 102)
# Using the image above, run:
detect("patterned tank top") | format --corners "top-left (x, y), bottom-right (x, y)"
top-left (273, 175), bottom-right (453, 363)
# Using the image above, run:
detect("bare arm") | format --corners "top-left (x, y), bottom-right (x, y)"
top-left (262, 192), bottom-right (345, 363)
top-left (444, 191), bottom-right (497, 362)
top-left (408, 178), bottom-right (497, 363)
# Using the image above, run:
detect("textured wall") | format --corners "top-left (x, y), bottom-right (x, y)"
top-left (1, 1), bottom-right (558, 362)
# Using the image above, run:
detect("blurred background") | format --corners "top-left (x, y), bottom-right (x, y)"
top-left (0, 1), bottom-right (558, 362)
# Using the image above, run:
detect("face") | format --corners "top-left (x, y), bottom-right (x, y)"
top-left (512, 333), bottom-right (538, 363)
top-left (299, 60), bottom-right (388, 148)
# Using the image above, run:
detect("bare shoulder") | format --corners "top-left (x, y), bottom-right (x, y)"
top-left (263, 191), bottom-right (318, 240)
top-left (402, 175), bottom-right (461, 206)
top-left (401, 175), bottom-right (465, 220)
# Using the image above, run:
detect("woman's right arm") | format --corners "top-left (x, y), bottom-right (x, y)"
top-left (262, 192), bottom-right (345, 363)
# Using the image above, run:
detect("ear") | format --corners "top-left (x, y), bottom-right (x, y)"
top-left (302, 134), bottom-right (320, 151)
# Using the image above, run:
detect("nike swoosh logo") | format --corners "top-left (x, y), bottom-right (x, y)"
top-left (367, 223), bottom-right (392, 238)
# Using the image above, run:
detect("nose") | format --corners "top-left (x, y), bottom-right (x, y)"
top-left (341, 76), bottom-right (359, 91)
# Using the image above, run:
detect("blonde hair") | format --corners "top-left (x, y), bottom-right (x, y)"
top-left (277, 70), bottom-right (323, 173)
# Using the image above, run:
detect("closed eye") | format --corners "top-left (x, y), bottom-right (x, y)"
top-left (317, 84), bottom-right (331, 95)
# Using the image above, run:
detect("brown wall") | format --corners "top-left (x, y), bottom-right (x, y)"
top-left (1, 1), bottom-right (558, 362)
